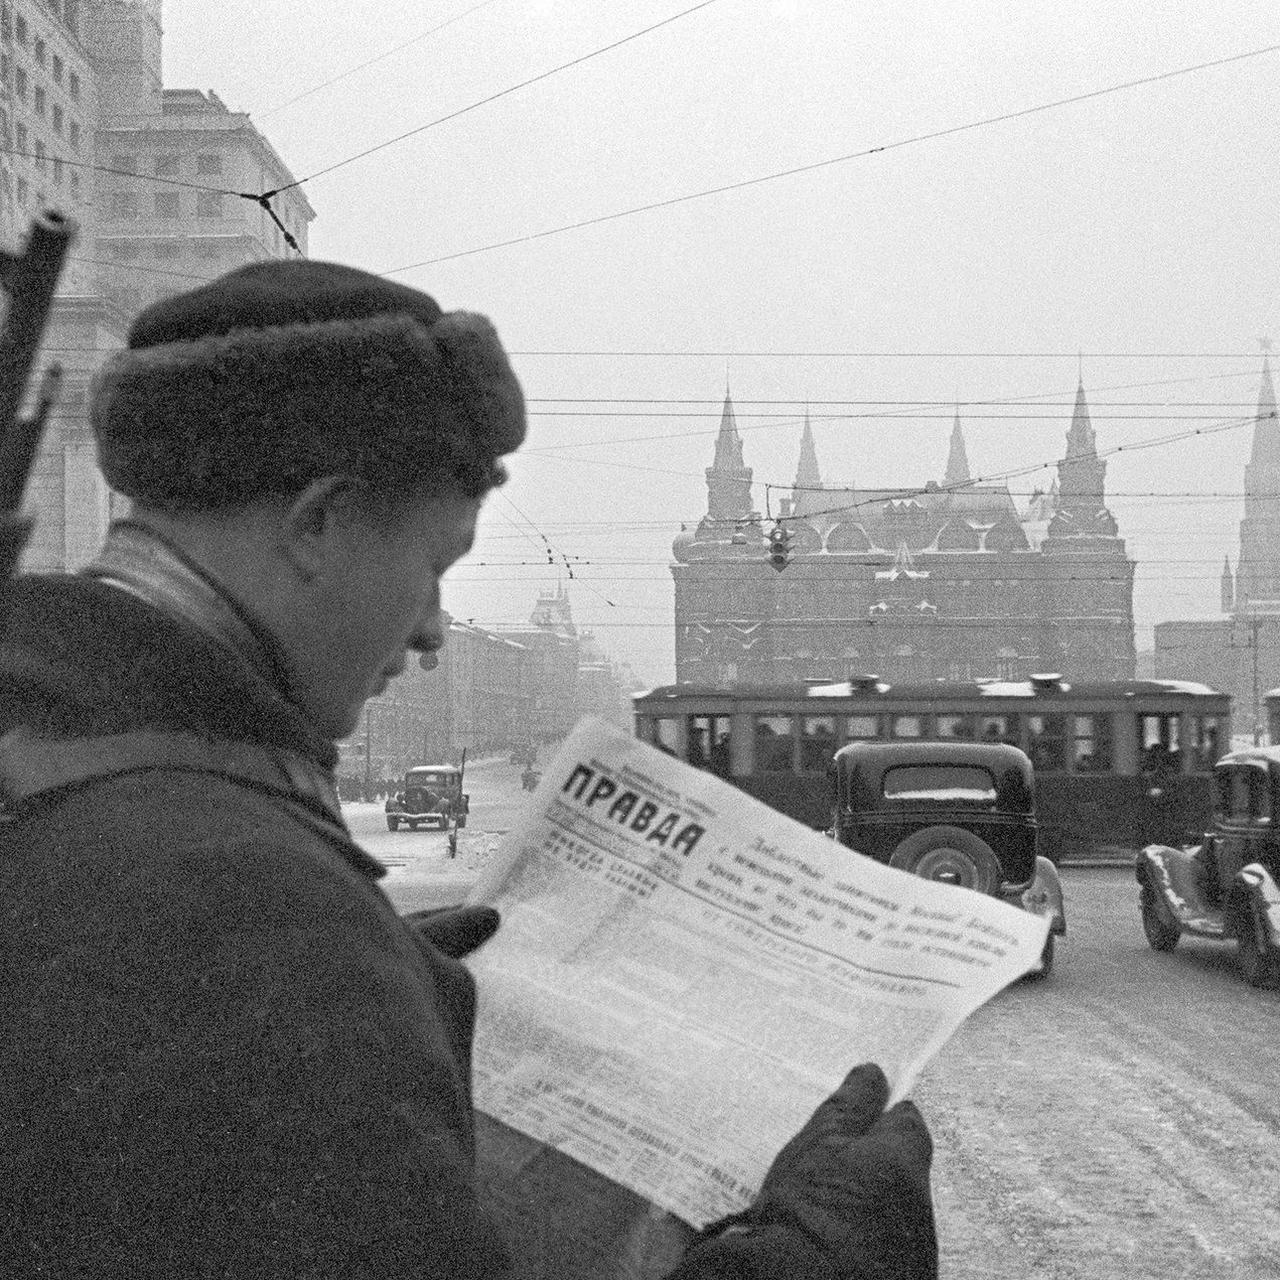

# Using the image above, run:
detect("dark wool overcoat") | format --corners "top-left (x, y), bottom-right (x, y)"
top-left (0, 575), bottom-right (513, 1279)
top-left (0, 576), bottom-right (827, 1280)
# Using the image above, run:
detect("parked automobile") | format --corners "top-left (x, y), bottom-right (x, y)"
top-left (831, 740), bottom-right (1066, 976)
top-left (385, 765), bottom-right (469, 833)
top-left (1136, 746), bottom-right (1280, 987)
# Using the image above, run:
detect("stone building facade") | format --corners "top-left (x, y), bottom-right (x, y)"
top-left (1155, 359), bottom-right (1280, 742)
top-left (7, 0), bottom-right (313, 573)
top-left (337, 591), bottom-right (635, 797)
top-left (672, 384), bottom-right (1136, 685)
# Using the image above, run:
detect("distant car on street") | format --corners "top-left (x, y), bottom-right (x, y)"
top-left (1136, 746), bottom-right (1280, 987)
top-left (385, 765), bottom-right (469, 833)
top-left (831, 739), bottom-right (1066, 976)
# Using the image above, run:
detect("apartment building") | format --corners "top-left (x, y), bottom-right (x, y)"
top-left (16, 0), bottom-right (314, 572)
top-left (0, 0), bottom-right (96, 292)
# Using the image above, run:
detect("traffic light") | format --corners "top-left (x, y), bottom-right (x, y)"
top-left (768, 522), bottom-right (793, 572)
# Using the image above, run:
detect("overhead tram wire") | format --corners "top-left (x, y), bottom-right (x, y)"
top-left (508, 350), bottom-right (1278, 359)
top-left (253, 0), bottom-right (505, 120)
top-left (381, 42), bottom-right (1280, 273)
top-left (266, 0), bottom-right (722, 196)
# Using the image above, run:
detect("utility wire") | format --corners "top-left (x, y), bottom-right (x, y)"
top-left (383, 42), bottom-right (1280, 273)
top-left (507, 350), bottom-right (1279, 359)
top-left (254, 0), bottom-right (504, 119)
top-left (270, 0), bottom-right (722, 194)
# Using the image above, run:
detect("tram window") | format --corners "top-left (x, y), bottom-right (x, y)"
top-left (800, 716), bottom-right (838, 772)
top-left (1071, 714), bottom-right (1113, 773)
top-left (844, 714), bottom-right (880, 740)
top-left (754, 714), bottom-right (796, 772)
top-left (651, 717), bottom-right (680, 756)
top-left (1027, 714), bottom-right (1067, 772)
top-left (979, 713), bottom-right (1020, 745)
top-left (688, 715), bottom-right (732, 777)
top-left (1139, 714), bottom-right (1182, 775)
top-left (935, 713), bottom-right (976, 740)
top-left (890, 714), bottom-right (926, 739)
top-left (1192, 716), bottom-right (1223, 771)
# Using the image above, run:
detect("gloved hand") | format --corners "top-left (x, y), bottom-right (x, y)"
top-left (402, 905), bottom-right (500, 958)
top-left (684, 1063), bottom-right (937, 1280)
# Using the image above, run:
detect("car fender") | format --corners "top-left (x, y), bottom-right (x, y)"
top-left (1233, 863), bottom-right (1280, 951)
top-left (1136, 842), bottom-right (1222, 937)
top-left (1019, 855), bottom-right (1067, 935)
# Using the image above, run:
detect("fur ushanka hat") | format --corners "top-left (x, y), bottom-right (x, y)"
top-left (91, 260), bottom-right (526, 510)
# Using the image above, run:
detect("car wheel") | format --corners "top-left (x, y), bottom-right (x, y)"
top-left (1139, 886), bottom-right (1180, 952)
top-left (386, 817), bottom-right (400, 832)
top-left (887, 825), bottom-right (1002, 896)
top-left (1236, 901), bottom-right (1280, 989)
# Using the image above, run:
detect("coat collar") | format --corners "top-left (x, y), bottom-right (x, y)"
top-left (85, 519), bottom-right (290, 696)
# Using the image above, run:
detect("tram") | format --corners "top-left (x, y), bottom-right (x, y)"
top-left (633, 676), bottom-right (1231, 864)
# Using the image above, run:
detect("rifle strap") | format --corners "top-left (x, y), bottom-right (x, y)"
top-left (0, 727), bottom-right (383, 877)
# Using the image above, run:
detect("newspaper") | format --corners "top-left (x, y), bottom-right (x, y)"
top-left (467, 716), bottom-right (1048, 1230)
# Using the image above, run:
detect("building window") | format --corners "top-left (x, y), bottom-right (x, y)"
top-left (67, 69), bottom-right (78, 99)
top-left (51, 53), bottom-right (60, 83)
top-left (110, 153), bottom-right (137, 174)
top-left (14, 12), bottom-right (26, 44)
top-left (32, 37), bottom-right (43, 65)
top-left (154, 154), bottom-right (178, 176)
top-left (16, 175), bottom-right (26, 204)
top-left (154, 190), bottom-right (179, 218)
top-left (32, 84), bottom-right (43, 114)
top-left (195, 152), bottom-right (222, 175)
top-left (50, 102), bottom-right (60, 133)
top-left (195, 191), bottom-right (224, 218)
top-left (33, 138), bottom-right (44, 169)
top-left (14, 65), bottom-right (25, 98)
top-left (67, 118), bottom-right (78, 149)
top-left (108, 191), bottom-right (139, 219)
top-left (52, 155), bottom-right (61, 184)
top-left (0, 7), bottom-right (11, 42)
top-left (15, 121), bottom-right (25, 151)
top-left (69, 169), bottom-right (78, 198)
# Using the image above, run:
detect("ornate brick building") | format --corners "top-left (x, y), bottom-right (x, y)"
top-left (671, 384), bottom-right (1136, 685)
top-left (1155, 358), bottom-right (1280, 741)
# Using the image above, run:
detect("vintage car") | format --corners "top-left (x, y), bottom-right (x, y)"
top-left (831, 740), bottom-right (1066, 975)
top-left (385, 765), bottom-right (469, 833)
top-left (1136, 746), bottom-right (1280, 987)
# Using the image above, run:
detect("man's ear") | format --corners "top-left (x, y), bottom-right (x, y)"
top-left (278, 476), bottom-right (356, 581)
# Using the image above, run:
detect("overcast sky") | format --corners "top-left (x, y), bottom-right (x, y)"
top-left (164, 1), bottom-right (1280, 685)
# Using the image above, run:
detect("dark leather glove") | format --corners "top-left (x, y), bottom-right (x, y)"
top-left (402, 905), bottom-right (500, 958)
top-left (680, 1063), bottom-right (937, 1280)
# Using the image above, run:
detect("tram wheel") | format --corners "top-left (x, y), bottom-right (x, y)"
top-left (887, 825), bottom-right (1002, 896)
top-left (1235, 901), bottom-right (1280, 989)
top-left (1139, 887), bottom-right (1180, 952)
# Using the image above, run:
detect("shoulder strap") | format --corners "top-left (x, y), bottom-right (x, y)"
top-left (0, 728), bottom-right (381, 875)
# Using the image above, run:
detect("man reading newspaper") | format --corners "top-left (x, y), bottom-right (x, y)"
top-left (0, 261), bottom-right (936, 1278)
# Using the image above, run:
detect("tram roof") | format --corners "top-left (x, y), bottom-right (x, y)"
top-left (634, 678), bottom-right (1228, 703)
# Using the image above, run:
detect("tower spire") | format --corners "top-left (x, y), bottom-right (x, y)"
top-left (1046, 376), bottom-right (1119, 539)
top-left (944, 406), bottom-right (971, 485)
top-left (705, 385), bottom-right (753, 522)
